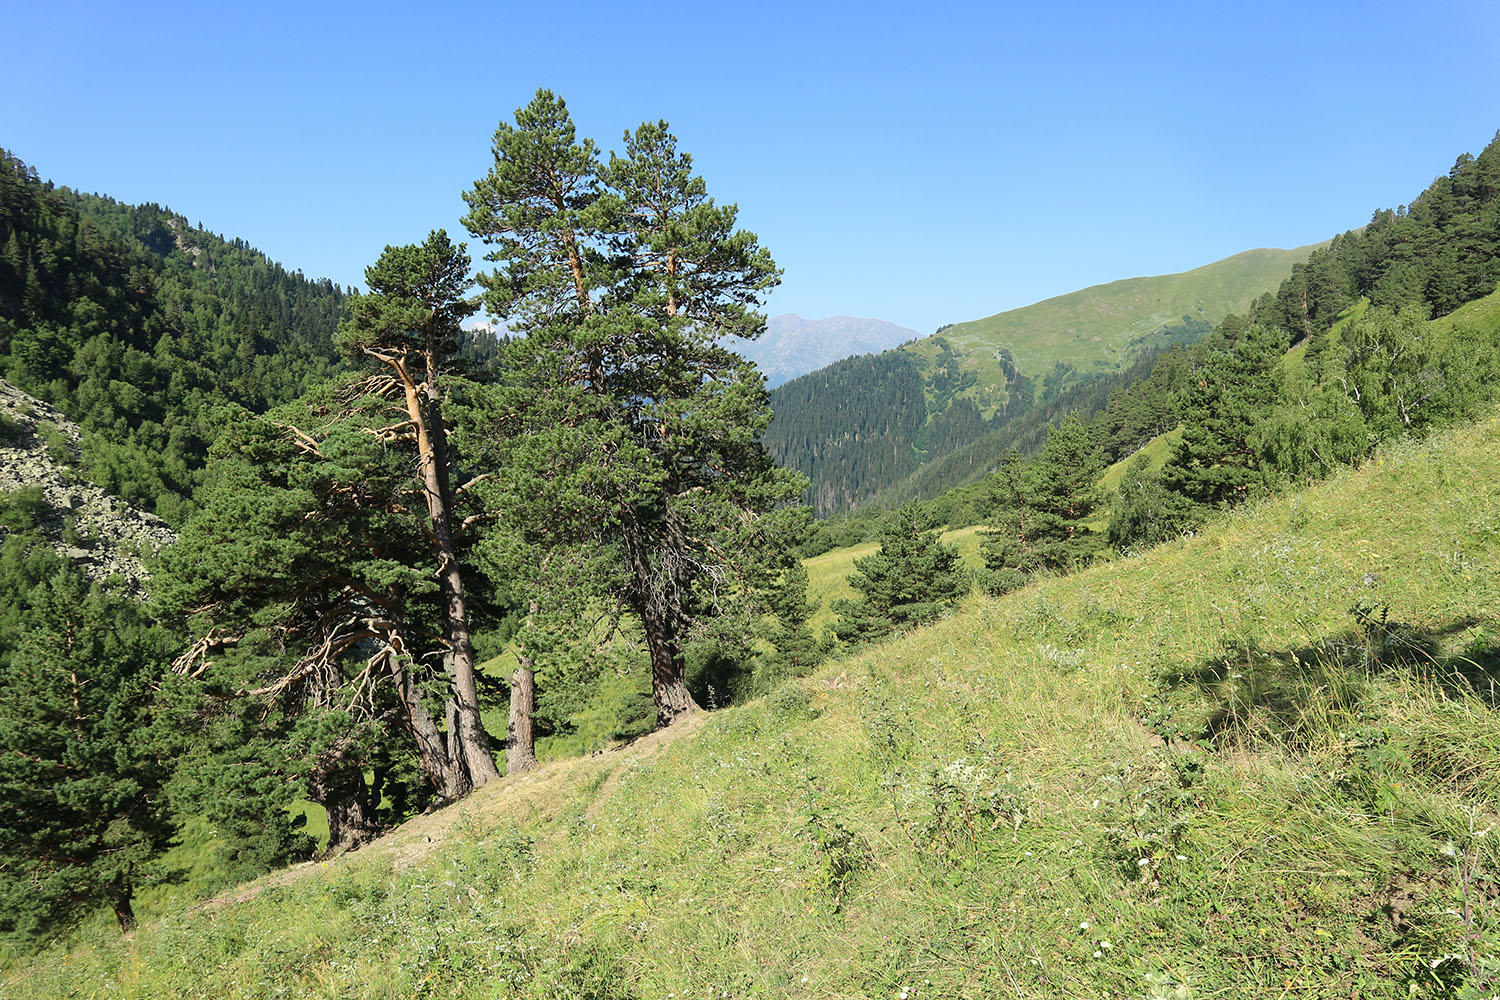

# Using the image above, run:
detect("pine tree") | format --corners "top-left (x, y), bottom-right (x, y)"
top-left (975, 450), bottom-right (1034, 596)
top-left (463, 93), bottom-right (801, 726)
top-left (335, 231), bottom-right (500, 788)
top-left (760, 562), bottom-right (832, 686)
top-left (978, 413), bottom-right (1104, 592)
top-left (155, 366), bottom-right (504, 853)
top-left (1161, 322), bottom-right (1288, 510)
top-left (832, 505), bottom-right (967, 645)
top-left (1022, 412), bottom-right (1105, 568)
top-left (0, 567), bottom-right (176, 938)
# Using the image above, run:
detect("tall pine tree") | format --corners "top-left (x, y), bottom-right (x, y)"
top-left (463, 92), bottom-right (801, 726)
top-left (0, 565), bottom-right (177, 937)
top-left (335, 231), bottom-right (500, 787)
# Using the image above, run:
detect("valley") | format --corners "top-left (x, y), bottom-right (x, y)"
top-left (2, 81), bottom-right (1499, 1000)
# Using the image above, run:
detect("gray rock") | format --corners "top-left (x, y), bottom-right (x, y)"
top-left (0, 378), bottom-right (177, 596)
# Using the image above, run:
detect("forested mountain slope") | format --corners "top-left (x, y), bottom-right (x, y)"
top-left (770, 130), bottom-right (1500, 517)
top-left (767, 247), bottom-right (1317, 515)
top-left (0, 150), bottom-right (349, 522)
top-left (10, 405), bottom-right (1499, 999)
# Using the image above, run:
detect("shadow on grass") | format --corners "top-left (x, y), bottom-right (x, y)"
top-left (1156, 605), bottom-right (1499, 750)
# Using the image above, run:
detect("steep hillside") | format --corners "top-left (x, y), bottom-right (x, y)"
top-left (0, 149), bottom-right (348, 522)
top-left (1091, 284), bottom-right (1500, 498)
top-left (732, 314), bottom-right (923, 387)
top-left (922, 244), bottom-right (1321, 391)
top-left (11, 408), bottom-right (1499, 999)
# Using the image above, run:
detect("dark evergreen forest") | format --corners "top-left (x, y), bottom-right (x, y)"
top-left (0, 150), bottom-right (349, 522)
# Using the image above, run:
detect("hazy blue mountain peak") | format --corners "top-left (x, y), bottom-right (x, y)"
top-left (730, 313), bottom-right (924, 386)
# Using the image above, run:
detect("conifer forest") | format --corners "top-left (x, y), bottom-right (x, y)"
top-left (4, 80), bottom-right (1500, 999)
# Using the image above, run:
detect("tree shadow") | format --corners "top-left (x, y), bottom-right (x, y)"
top-left (1158, 606), bottom-right (1498, 749)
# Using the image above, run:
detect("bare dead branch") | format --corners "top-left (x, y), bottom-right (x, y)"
top-left (275, 422), bottom-right (325, 459)
top-left (172, 629), bottom-right (238, 678)
top-left (455, 511), bottom-right (497, 542)
top-left (453, 473), bottom-right (494, 498)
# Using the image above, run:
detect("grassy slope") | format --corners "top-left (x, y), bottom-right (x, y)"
top-left (10, 406), bottom-right (1500, 998)
top-left (907, 245), bottom-right (1321, 402)
top-left (1430, 285), bottom-right (1500, 338)
top-left (1098, 427), bottom-right (1182, 493)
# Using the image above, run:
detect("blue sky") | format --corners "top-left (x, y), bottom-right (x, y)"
top-left (6, 0), bottom-right (1499, 334)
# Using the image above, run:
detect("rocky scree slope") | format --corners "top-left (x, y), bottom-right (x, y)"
top-left (0, 379), bottom-right (175, 593)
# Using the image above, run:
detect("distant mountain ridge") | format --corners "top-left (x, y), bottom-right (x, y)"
top-left (732, 314), bottom-right (923, 387)
top-left (907, 244), bottom-right (1325, 413)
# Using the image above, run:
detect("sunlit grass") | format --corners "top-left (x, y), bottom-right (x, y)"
top-left (7, 410), bottom-right (1500, 999)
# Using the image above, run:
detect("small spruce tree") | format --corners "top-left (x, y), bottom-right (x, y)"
top-left (1161, 321), bottom-right (1288, 510)
top-left (758, 562), bottom-right (832, 688)
top-left (978, 413), bottom-right (1104, 593)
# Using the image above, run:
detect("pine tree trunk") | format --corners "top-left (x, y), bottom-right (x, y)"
top-left (323, 788), bottom-right (381, 855)
top-left (444, 691), bottom-right (460, 767)
top-left (387, 640), bottom-right (470, 801)
top-left (644, 610), bottom-right (699, 725)
top-left (391, 356), bottom-right (500, 789)
top-left (506, 657), bottom-right (539, 775)
top-left (434, 544), bottom-right (499, 787)
top-left (312, 757), bottom-right (383, 854)
top-left (620, 505), bottom-right (700, 726)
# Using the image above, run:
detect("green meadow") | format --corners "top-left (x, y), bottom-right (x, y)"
top-left (10, 404), bottom-right (1498, 999)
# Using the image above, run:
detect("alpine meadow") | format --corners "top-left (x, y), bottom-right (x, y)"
top-left (3, 52), bottom-right (1500, 1000)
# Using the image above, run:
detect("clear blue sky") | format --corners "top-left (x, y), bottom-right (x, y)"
top-left (6, 0), bottom-right (1499, 334)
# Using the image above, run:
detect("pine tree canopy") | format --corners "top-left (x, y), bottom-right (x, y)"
top-left (0, 562), bottom-right (177, 938)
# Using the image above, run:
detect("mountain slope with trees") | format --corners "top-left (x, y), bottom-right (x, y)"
top-left (772, 129), bottom-right (1500, 519)
top-left (8, 403), bottom-right (1499, 998)
top-left (3, 105), bottom-right (1500, 997)
top-left (767, 246), bottom-right (1318, 514)
top-left (0, 150), bottom-right (349, 522)
top-left (930, 244), bottom-right (1322, 383)
top-left (0, 378), bottom-right (174, 591)
top-left (0, 92), bottom-right (812, 931)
